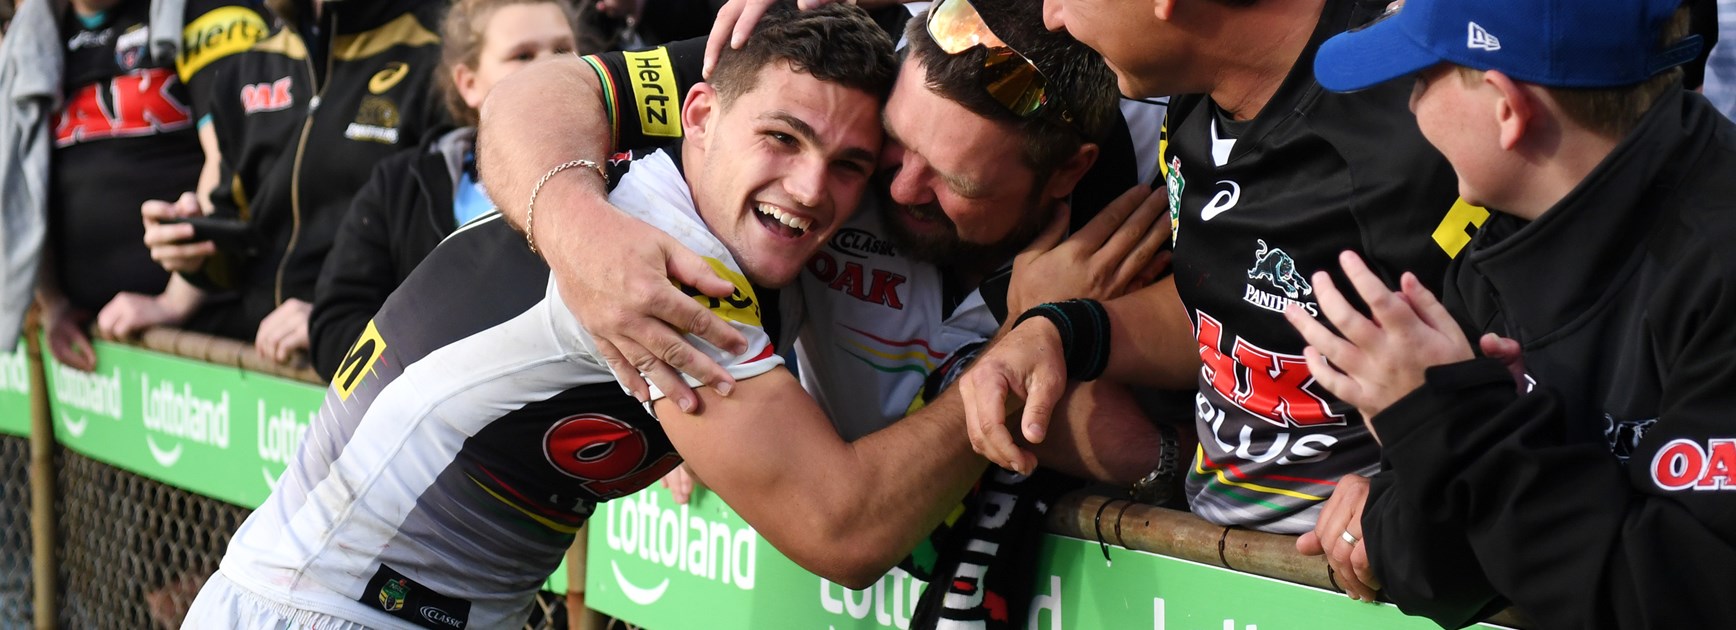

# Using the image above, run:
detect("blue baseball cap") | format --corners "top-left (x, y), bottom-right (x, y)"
top-left (1315, 0), bottom-right (1703, 92)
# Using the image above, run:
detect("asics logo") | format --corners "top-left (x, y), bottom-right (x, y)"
top-left (1199, 180), bottom-right (1242, 221)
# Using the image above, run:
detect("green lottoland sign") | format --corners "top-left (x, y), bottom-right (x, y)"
top-left (40, 339), bottom-right (323, 509)
top-left (588, 484), bottom-right (1514, 630)
top-left (0, 342), bottom-right (30, 438)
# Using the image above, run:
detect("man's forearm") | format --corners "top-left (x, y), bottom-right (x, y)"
top-left (843, 391), bottom-right (990, 573)
top-left (1104, 276), bottom-right (1199, 388)
top-left (477, 57), bottom-right (613, 234)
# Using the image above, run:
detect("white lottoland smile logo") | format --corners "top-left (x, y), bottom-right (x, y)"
top-left (0, 345), bottom-right (28, 396)
top-left (601, 490), bottom-right (758, 605)
top-left (52, 364), bottom-right (123, 437)
top-left (140, 375), bottom-right (230, 468)
top-left (256, 401), bottom-right (311, 490)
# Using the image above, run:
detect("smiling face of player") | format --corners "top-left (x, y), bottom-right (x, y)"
top-left (682, 61), bottom-right (884, 288)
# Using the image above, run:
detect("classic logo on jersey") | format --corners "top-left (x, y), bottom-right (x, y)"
top-left (1467, 22), bottom-right (1502, 52)
top-left (345, 96), bottom-right (403, 144)
top-left (54, 67), bottom-right (193, 147)
top-left (1243, 240), bottom-right (1320, 316)
top-left (544, 414), bottom-right (680, 500)
top-left (1651, 438), bottom-right (1736, 491)
top-left (807, 253), bottom-right (907, 310)
top-left (379, 578), bottom-right (409, 611)
top-left (362, 565), bottom-right (471, 628)
top-left (178, 6), bottom-right (267, 79)
top-left (114, 25), bottom-right (150, 70)
top-left (1197, 312), bottom-right (1342, 427)
top-left (67, 28), bottom-right (114, 52)
top-left (333, 321), bottom-right (387, 401)
top-left (680, 259), bottom-right (761, 327)
top-left (240, 77), bottom-right (293, 113)
top-left (623, 48), bottom-right (680, 138)
top-left (829, 228), bottom-right (897, 258)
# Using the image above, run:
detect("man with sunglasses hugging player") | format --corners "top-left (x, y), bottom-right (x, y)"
top-left (479, 0), bottom-right (1179, 620)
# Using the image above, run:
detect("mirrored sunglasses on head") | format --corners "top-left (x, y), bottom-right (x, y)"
top-left (926, 0), bottom-right (1073, 124)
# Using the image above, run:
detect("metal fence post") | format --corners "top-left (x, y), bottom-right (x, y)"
top-left (25, 320), bottom-right (57, 629)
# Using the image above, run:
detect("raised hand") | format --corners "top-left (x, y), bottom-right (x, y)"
top-left (1283, 251), bottom-right (1473, 439)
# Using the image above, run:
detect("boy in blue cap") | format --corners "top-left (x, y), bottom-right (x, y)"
top-left (1286, 0), bottom-right (1736, 627)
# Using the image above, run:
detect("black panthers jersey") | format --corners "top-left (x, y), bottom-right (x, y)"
top-left (50, 0), bottom-right (263, 312)
top-left (1162, 0), bottom-right (1482, 533)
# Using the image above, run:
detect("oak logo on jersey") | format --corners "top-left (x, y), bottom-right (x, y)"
top-left (544, 414), bottom-right (679, 500)
top-left (240, 77), bottom-right (293, 113)
top-left (54, 67), bottom-right (193, 147)
top-left (334, 321), bottom-right (387, 401)
top-left (1651, 438), bottom-right (1736, 491)
top-left (178, 6), bottom-right (268, 79)
top-left (806, 252), bottom-right (906, 310)
top-left (679, 259), bottom-right (762, 327)
top-left (345, 96), bottom-right (403, 144)
top-left (1243, 239), bottom-right (1320, 316)
top-left (623, 48), bottom-right (680, 137)
top-left (1197, 311), bottom-right (1342, 427)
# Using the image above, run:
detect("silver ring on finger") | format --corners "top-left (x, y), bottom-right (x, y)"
top-left (1340, 530), bottom-right (1359, 545)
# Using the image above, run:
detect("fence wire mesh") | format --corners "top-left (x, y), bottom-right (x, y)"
top-left (0, 435), bottom-right (33, 630)
top-left (45, 450), bottom-right (568, 629)
top-left (56, 450), bottom-right (245, 629)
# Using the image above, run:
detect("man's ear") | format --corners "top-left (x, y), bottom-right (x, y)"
top-left (1485, 70), bottom-right (1533, 151)
top-left (683, 82), bottom-right (717, 142)
top-left (1041, 142), bottom-right (1101, 201)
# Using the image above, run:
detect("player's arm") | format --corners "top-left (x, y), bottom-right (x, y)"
top-left (1025, 381), bottom-right (1178, 485)
top-left (654, 369), bottom-right (985, 589)
top-left (479, 41), bottom-right (742, 409)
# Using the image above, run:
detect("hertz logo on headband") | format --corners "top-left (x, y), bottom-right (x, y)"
top-left (623, 48), bottom-right (681, 138)
top-left (177, 6), bottom-right (268, 80)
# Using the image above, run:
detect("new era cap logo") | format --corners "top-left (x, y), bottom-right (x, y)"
top-left (1467, 22), bottom-right (1501, 51)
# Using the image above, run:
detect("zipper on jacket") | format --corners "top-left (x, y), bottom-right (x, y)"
top-left (276, 14), bottom-right (338, 306)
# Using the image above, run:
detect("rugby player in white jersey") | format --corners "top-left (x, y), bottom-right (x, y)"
top-left (181, 5), bottom-right (954, 628)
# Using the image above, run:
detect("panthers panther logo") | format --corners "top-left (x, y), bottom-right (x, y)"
top-left (1247, 239), bottom-right (1312, 299)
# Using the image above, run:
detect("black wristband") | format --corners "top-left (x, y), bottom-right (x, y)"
top-left (1012, 299), bottom-right (1111, 381)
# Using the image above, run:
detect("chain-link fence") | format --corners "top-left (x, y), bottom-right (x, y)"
top-left (55, 450), bottom-right (246, 629)
top-left (45, 451), bottom-right (570, 630)
top-left (0, 435), bottom-right (34, 630)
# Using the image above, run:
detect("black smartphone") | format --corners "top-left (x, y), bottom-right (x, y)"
top-left (164, 216), bottom-right (259, 256)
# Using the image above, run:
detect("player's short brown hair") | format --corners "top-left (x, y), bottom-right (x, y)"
top-left (708, 1), bottom-right (897, 107)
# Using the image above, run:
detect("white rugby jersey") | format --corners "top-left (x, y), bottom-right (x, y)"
top-left (793, 206), bottom-right (1002, 441)
top-left (215, 151), bottom-right (780, 630)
